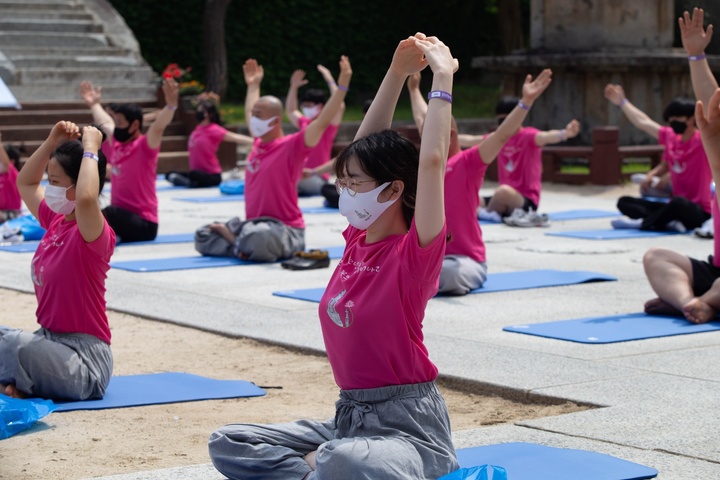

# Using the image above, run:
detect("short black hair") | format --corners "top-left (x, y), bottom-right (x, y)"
top-left (663, 97), bottom-right (695, 122)
top-left (4, 144), bottom-right (24, 169)
top-left (112, 103), bottom-right (144, 130)
top-left (300, 88), bottom-right (326, 105)
top-left (495, 96), bottom-right (519, 116)
top-left (52, 125), bottom-right (108, 195)
top-left (197, 99), bottom-right (222, 125)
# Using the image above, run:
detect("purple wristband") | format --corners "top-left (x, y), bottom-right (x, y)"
top-left (689, 53), bottom-right (707, 61)
top-left (427, 90), bottom-right (452, 104)
top-left (620, 98), bottom-right (629, 107)
top-left (337, 84), bottom-right (349, 92)
top-left (517, 100), bottom-right (531, 110)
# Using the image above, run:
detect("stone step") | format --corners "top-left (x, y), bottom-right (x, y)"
top-left (11, 135), bottom-right (189, 158)
top-left (0, 31), bottom-right (107, 47)
top-left (15, 99), bottom-right (157, 110)
top-left (8, 84), bottom-right (158, 102)
top-left (11, 54), bottom-right (144, 68)
top-left (0, 9), bottom-right (93, 20)
top-left (0, 121), bottom-right (187, 141)
top-left (15, 66), bottom-right (157, 85)
top-left (157, 151), bottom-right (190, 174)
top-left (0, 19), bottom-right (102, 33)
top-left (0, 1), bottom-right (83, 10)
top-left (0, 45), bottom-right (132, 57)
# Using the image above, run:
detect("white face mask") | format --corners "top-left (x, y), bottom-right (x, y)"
top-left (339, 182), bottom-right (398, 230)
top-left (301, 105), bottom-right (321, 119)
top-left (249, 115), bottom-right (278, 137)
top-left (45, 184), bottom-right (75, 215)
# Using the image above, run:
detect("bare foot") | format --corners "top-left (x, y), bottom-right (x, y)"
top-left (643, 297), bottom-right (682, 316)
top-left (3, 384), bottom-right (27, 398)
top-left (682, 298), bottom-right (716, 324)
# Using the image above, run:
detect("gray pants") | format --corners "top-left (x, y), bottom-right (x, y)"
top-left (195, 216), bottom-right (305, 262)
top-left (439, 255), bottom-right (488, 295)
top-left (209, 381), bottom-right (458, 480)
top-left (0, 326), bottom-right (112, 401)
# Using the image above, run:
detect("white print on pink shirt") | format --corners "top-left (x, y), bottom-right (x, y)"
top-left (339, 258), bottom-right (382, 281)
top-left (41, 233), bottom-right (64, 251)
top-left (327, 290), bottom-right (354, 328)
top-left (31, 257), bottom-right (44, 287)
top-left (502, 146), bottom-right (521, 172)
top-left (246, 155), bottom-right (261, 173)
top-left (671, 161), bottom-right (688, 174)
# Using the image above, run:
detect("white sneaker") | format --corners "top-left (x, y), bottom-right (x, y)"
top-left (0, 226), bottom-right (23, 245)
top-left (503, 208), bottom-right (550, 227)
top-left (665, 220), bottom-right (687, 233)
top-left (630, 173), bottom-right (647, 185)
top-left (611, 217), bottom-right (642, 229)
top-left (694, 217), bottom-right (714, 239)
top-left (478, 208), bottom-right (502, 223)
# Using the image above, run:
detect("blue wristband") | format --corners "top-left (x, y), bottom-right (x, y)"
top-left (427, 90), bottom-right (452, 104)
top-left (688, 54), bottom-right (707, 61)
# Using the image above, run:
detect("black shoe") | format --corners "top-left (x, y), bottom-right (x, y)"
top-left (281, 249), bottom-right (330, 270)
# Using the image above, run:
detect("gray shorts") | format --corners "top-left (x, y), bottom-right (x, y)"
top-left (0, 326), bottom-right (112, 401)
top-left (209, 381), bottom-right (458, 480)
top-left (439, 255), bottom-right (488, 295)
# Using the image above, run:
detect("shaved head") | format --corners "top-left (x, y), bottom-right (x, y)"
top-left (254, 95), bottom-right (283, 117)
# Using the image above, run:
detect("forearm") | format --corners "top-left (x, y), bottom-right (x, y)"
top-left (689, 59), bottom-right (718, 106)
top-left (286, 85), bottom-right (299, 118)
top-left (356, 70), bottom-right (405, 140)
top-left (619, 101), bottom-right (659, 137)
top-left (304, 80), bottom-right (349, 147)
top-left (419, 72), bottom-right (453, 169)
top-left (245, 85), bottom-right (260, 125)
top-left (146, 106), bottom-right (176, 148)
top-left (408, 88), bottom-right (428, 134)
top-left (89, 104), bottom-right (114, 137)
top-left (17, 138), bottom-right (55, 186)
top-left (311, 158), bottom-right (335, 176)
top-left (534, 129), bottom-right (567, 146)
top-left (76, 152), bottom-right (100, 204)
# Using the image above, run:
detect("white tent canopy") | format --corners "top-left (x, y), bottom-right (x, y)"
top-left (0, 76), bottom-right (20, 109)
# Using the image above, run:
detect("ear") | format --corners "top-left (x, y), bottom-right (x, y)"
top-left (380, 179), bottom-right (404, 202)
top-left (130, 119), bottom-right (141, 132)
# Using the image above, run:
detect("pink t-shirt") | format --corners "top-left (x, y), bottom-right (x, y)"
top-left (107, 135), bottom-right (159, 223)
top-left (188, 123), bottom-right (227, 174)
top-left (244, 132), bottom-right (311, 229)
top-left (318, 221), bottom-right (446, 390)
top-left (658, 126), bottom-right (712, 213)
top-left (0, 163), bottom-right (21, 210)
top-left (445, 146), bottom-right (488, 263)
top-left (32, 200), bottom-right (116, 344)
top-left (496, 127), bottom-right (542, 207)
top-left (298, 116), bottom-right (338, 179)
top-left (712, 193), bottom-right (720, 267)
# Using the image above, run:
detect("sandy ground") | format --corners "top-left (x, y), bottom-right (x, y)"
top-left (1, 287), bottom-right (587, 480)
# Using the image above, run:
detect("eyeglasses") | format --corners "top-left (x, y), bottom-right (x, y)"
top-left (335, 177), bottom-right (377, 196)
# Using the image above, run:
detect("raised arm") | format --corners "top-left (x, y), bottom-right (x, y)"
top-left (477, 69), bottom-right (553, 163)
top-left (356, 37), bottom-right (428, 140)
top-left (406, 72), bottom-right (428, 134)
top-left (285, 69), bottom-right (308, 128)
top-left (243, 59), bottom-right (264, 126)
top-left (317, 64), bottom-right (345, 125)
top-left (146, 78), bottom-right (179, 149)
top-left (696, 89), bottom-right (720, 184)
top-left (80, 81), bottom-right (115, 139)
top-left (680, 8), bottom-right (717, 106)
top-left (303, 56), bottom-right (351, 149)
top-left (413, 35), bottom-right (457, 247)
top-left (75, 126), bottom-right (105, 242)
top-left (17, 121), bottom-right (79, 219)
top-left (534, 118), bottom-right (581, 147)
top-left (223, 130), bottom-right (254, 145)
top-left (605, 84), bottom-right (661, 138)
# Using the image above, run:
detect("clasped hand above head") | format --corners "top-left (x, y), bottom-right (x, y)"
top-left (391, 33), bottom-right (458, 78)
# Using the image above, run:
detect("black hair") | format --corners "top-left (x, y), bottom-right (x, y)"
top-left (300, 88), bottom-right (326, 105)
top-left (197, 99), bottom-right (222, 125)
top-left (663, 97), bottom-right (696, 122)
top-left (112, 103), bottom-right (144, 131)
top-left (495, 96), bottom-right (519, 116)
top-left (52, 125), bottom-right (108, 195)
top-left (335, 130), bottom-right (418, 228)
top-left (4, 144), bottom-right (24, 170)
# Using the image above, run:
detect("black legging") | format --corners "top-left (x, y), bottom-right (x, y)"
top-left (166, 170), bottom-right (222, 188)
top-left (102, 205), bottom-right (158, 243)
top-left (617, 195), bottom-right (710, 231)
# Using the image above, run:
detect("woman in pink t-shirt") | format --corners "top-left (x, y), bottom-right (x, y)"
top-left (0, 135), bottom-right (23, 223)
top-left (0, 122), bottom-right (116, 401)
top-left (210, 35), bottom-right (460, 480)
top-left (166, 98), bottom-right (253, 188)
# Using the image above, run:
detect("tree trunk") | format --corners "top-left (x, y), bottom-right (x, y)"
top-left (498, 0), bottom-right (523, 54)
top-left (203, 0), bottom-right (232, 98)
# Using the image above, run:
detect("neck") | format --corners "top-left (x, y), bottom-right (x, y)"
top-left (260, 128), bottom-right (282, 143)
top-left (363, 205), bottom-right (407, 243)
top-left (681, 127), bottom-right (695, 141)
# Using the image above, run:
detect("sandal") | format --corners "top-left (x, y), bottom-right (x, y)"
top-left (281, 249), bottom-right (330, 270)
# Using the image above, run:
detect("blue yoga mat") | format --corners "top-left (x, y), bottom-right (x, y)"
top-left (546, 229), bottom-right (689, 240)
top-left (273, 269), bottom-right (616, 303)
top-left (457, 442), bottom-right (657, 480)
top-left (0, 233), bottom-right (195, 254)
top-left (173, 195), bottom-right (244, 203)
top-left (111, 246), bottom-right (345, 272)
top-left (547, 209), bottom-right (620, 221)
top-left (504, 312), bottom-right (720, 344)
top-left (53, 372), bottom-right (265, 412)
top-left (301, 206), bottom-right (340, 214)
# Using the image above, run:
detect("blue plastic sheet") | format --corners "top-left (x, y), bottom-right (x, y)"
top-left (0, 394), bottom-right (56, 440)
top-left (219, 179), bottom-right (245, 195)
top-left (5, 214), bottom-right (46, 241)
top-left (439, 465), bottom-right (508, 480)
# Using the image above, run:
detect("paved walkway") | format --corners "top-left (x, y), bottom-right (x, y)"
top-left (2, 180), bottom-right (718, 479)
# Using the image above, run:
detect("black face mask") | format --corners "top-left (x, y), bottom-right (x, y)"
top-left (669, 120), bottom-right (688, 135)
top-left (113, 125), bottom-right (133, 143)
top-left (196, 111), bottom-right (206, 123)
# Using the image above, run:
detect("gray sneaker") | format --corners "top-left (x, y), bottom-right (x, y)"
top-left (503, 208), bottom-right (550, 227)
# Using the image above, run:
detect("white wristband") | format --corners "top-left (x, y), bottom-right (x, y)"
top-left (82, 152), bottom-right (99, 162)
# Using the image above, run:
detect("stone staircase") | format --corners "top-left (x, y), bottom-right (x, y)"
top-left (0, 0), bottom-right (199, 173)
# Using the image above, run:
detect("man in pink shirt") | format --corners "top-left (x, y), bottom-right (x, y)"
top-left (80, 78), bottom-right (179, 243)
top-left (470, 98), bottom-right (580, 222)
top-left (285, 64), bottom-right (345, 196)
top-left (195, 57), bottom-right (352, 262)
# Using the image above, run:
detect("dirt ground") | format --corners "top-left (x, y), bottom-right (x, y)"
top-left (1, 288), bottom-right (588, 480)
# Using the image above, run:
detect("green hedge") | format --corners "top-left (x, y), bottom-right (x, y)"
top-left (110, 0), bottom-right (525, 103)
